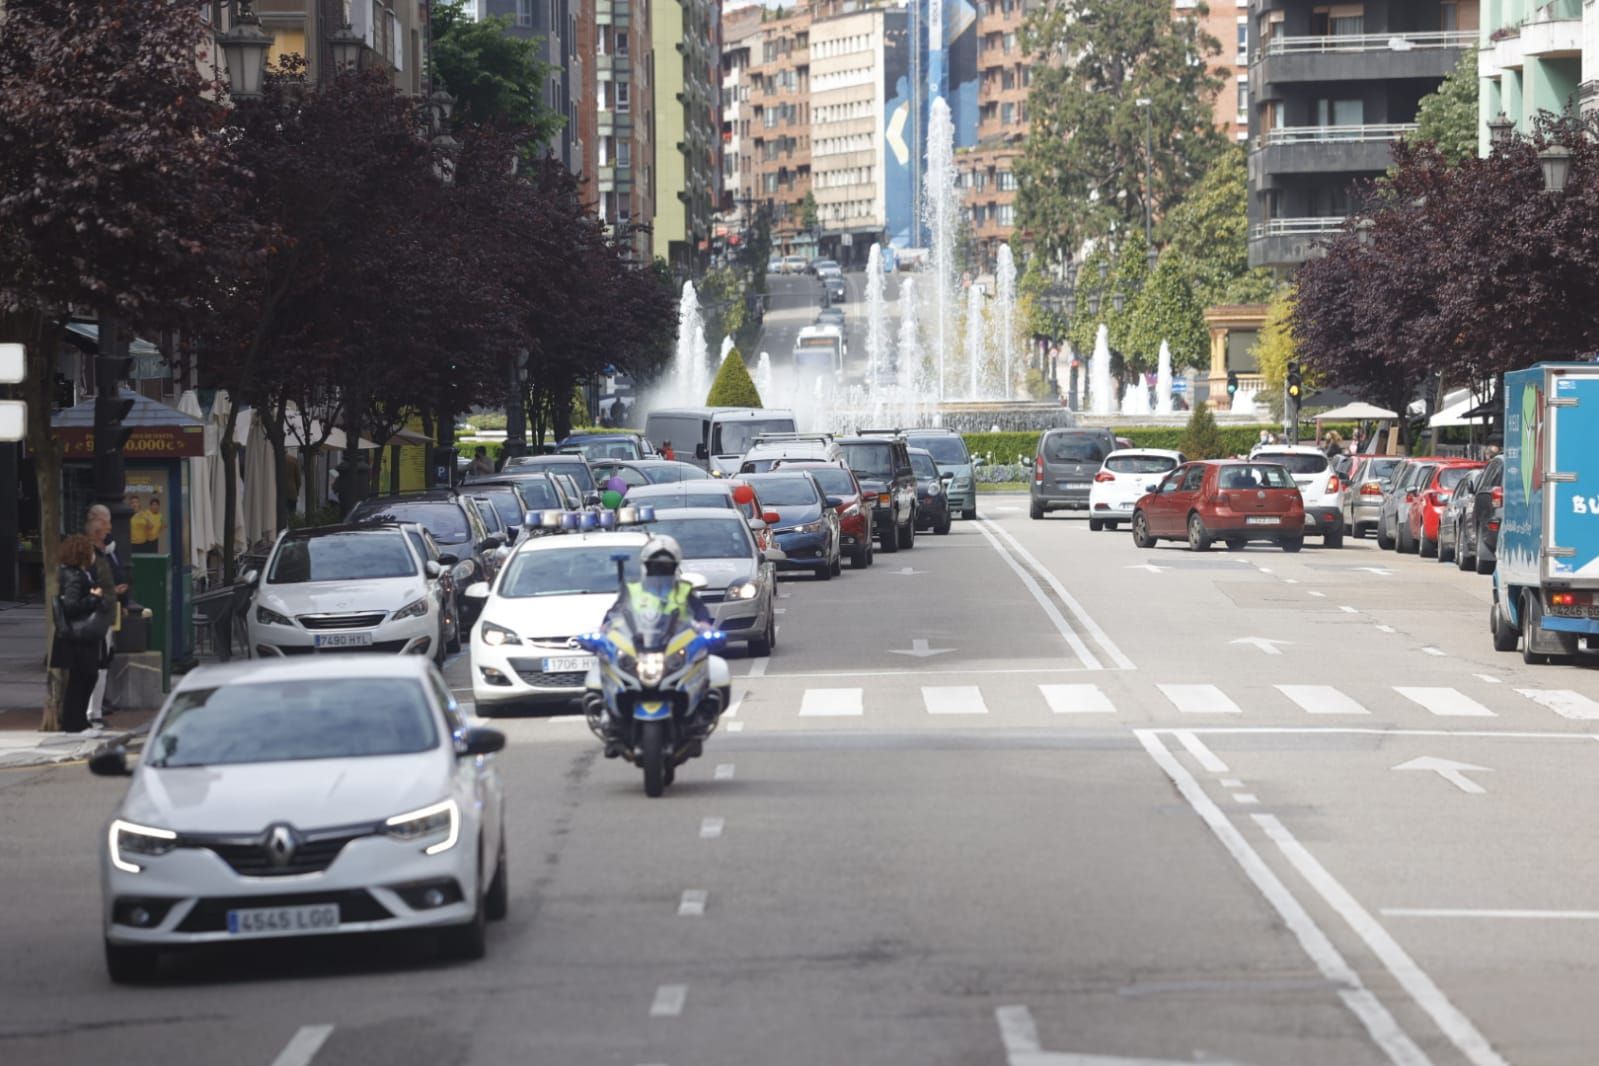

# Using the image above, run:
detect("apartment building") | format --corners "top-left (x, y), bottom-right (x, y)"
top-left (719, 6), bottom-right (763, 227)
top-left (749, 9), bottom-right (815, 254)
top-left (959, 0), bottom-right (1028, 268)
top-left (480, 0), bottom-right (582, 174)
top-left (1178, 0), bottom-right (1250, 139)
top-left (237, 1), bottom-right (428, 93)
top-left (1246, 0), bottom-right (1476, 270)
top-left (1479, 0), bottom-right (1577, 146)
top-left (593, 0), bottom-right (655, 260)
top-left (652, 0), bottom-right (722, 272)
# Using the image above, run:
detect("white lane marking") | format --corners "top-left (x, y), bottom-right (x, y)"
top-left (1308, 590), bottom-right (1327, 598)
top-left (995, 1004), bottom-right (1041, 1054)
top-left (1392, 756), bottom-right (1491, 795)
top-left (714, 763), bottom-right (735, 780)
top-left (678, 890), bottom-right (707, 917)
top-left (724, 694), bottom-right (743, 718)
top-left (1422, 647), bottom-right (1447, 657)
top-left (746, 657), bottom-right (768, 679)
top-left (799, 687), bottom-right (864, 717)
top-left (699, 818), bottom-right (724, 840)
top-left (1475, 674), bottom-right (1502, 684)
top-left (1220, 778), bottom-right (1244, 788)
top-left (1376, 624), bottom-right (1396, 634)
top-left (758, 666), bottom-right (1095, 679)
top-left (1233, 793), bottom-right (1260, 805)
top-left (1173, 730), bottom-right (1230, 773)
top-left (1339, 605), bottom-right (1359, 614)
top-left (1255, 814), bottom-right (1508, 1066)
top-left (1039, 683), bottom-right (1114, 714)
top-left (650, 984), bottom-right (687, 1017)
top-left (922, 685), bottom-right (988, 715)
top-left (979, 519), bottom-right (1135, 670)
top-left (1278, 684), bottom-right (1370, 716)
top-left (1284, 578), bottom-right (1300, 584)
top-left (1395, 686), bottom-right (1495, 718)
top-left (972, 521), bottom-right (1101, 670)
top-left (1517, 688), bottom-right (1599, 719)
top-left (1153, 726), bottom-right (1588, 740)
top-left (1382, 908), bottom-right (1599, 920)
top-left (1134, 732), bottom-right (1430, 1066)
top-left (1257, 566), bottom-right (1274, 574)
top-left (270, 1026), bottom-right (335, 1066)
top-left (1158, 684), bottom-right (1242, 715)
top-left (726, 720), bottom-right (745, 732)
top-left (774, 607), bottom-right (787, 615)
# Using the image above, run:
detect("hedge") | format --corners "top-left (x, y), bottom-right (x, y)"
top-left (960, 423), bottom-right (1359, 463)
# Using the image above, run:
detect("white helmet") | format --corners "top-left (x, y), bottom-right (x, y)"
top-left (640, 535), bottom-right (683, 578)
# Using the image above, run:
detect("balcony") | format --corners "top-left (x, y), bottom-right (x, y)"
top-left (1254, 122), bottom-right (1415, 174)
top-left (1247, 217), bottom-right (1344, 269)
top-left (1522, 0), bottom-right (1581, 60)
top-left (1256, 31), bottom-right (1472, 89)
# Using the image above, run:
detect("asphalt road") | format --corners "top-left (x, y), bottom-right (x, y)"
top-left (6, 511), bottom-right (1599, 1066)
top-left (755, 268), bottom-right (900, 388)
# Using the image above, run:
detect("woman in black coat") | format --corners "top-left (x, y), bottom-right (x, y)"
top-left (51, 534), bottom-right (110, 733)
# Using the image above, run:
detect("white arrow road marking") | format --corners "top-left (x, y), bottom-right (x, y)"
top-left (1358, 567), bottom-right (1395, 576)
top-left (888, 638), bottom-right (955, 657)
top-left (1392, 756), bottom-right (1492, 794)
top-left (892, 566), bottom-right (927, 575)
top-left (1231, 636), bottom-right (1291, 655)
top-left (1124, 563), bottom-right (1167, 574)
top-left (271, 1027), bottom-right (335, 1066)
top-left (995, 1005), bottom-right (1246, 1065)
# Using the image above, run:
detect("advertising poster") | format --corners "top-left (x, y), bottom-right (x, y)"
top-left (125, 464), bottom-right (174, 557)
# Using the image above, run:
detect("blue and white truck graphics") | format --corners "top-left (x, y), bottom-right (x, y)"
top-left (1492, 363), bottom-right (1599, 662)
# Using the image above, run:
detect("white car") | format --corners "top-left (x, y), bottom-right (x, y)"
top-left (469, 530), bottom-right (651, 712)
top-left (1249, 444), bottom-right (1346, 547)
top-left (92, 656), bottom-right (507, 982)
top-left (246, 525), bottom-right (450, 662)
top-left (1087, 449), bottom-right (1184, 531)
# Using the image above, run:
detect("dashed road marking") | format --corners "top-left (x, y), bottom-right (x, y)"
top-left (650, 984), bottom-right (687, 1017)
top-left (1516, 689), bottom-right (1599, 720)
top-left (678, 890), bottom-right (707, 917)
top-left (714, 763), bottom-right (735, 780)
top-left (270, 1026), bottom-right (335, 1066)
top-left (799, 688), bottom-right (864, 717)
top-left (922, 685), bottom-right (988, 715)
top-left (1039, 683), bottom-right (1115, 714)
top-left (1158, 684), bottom-right (1242, 715)
top-left (1277, 684), bottom-right (1370, 716)
top-left (699, 818), bottom-right (724, 840)
top-left (1396, 687), bottom-right (1495, 718)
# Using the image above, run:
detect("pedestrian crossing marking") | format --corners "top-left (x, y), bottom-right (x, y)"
top-left (1039, 684), bottom-right (1115, 714)
top-left (1394, 686), bottom-right (1495, 718)
top-left (1516, 689), bottom-right (1599, 720)
top-left (922, 685), bottom-right (988, 715)
top-left (799, 687), bottom-right (863, 716)
top-left (1158, 684), bottom-right (1242, 715)
top-left (1277, 684), bottom-right (1370, 716)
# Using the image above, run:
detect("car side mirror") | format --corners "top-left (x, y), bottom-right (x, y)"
top-left (88, 748), bottom-right (131, 776)
top-left (458, 727), bottom-right (506, 757)
top-left (747, 517), bottom-right (767, 531)
top-left (897, 466), bottom-right (913, 479)
top-left (425, 560), bottom-right (443, 578)
top-left (682, 571), bottom-right (709, 590)
top-left (584, 492), bottom-right (602, 507)
top-left (241, 569), bottom-right (260, 587)
top-left (464, 582), bottom-right (491, 599)
top-left (1144, 483), bottom-right (1159, 494)
top-left (437, 552), bottom-right (458, 566)
top-left (763, 547), bottom-right (787, 564)
top-left (696, 443), bottom-right (709, 460)
top-left (481, 534), bottom-right (505, 551)
top-left (939, 471), bottom-right (954, 481)
top-left (825, 496), bottom-right (844, 508)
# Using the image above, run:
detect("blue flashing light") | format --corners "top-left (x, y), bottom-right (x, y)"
top-left (560, 512), bottom-right (582, 531)
top-left (597, 511), bottom-right (618, 529)
top-left (578, 511), bottom-right (599, 531)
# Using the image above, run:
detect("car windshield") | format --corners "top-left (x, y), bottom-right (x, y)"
top-left (569, 439), bottom-right (642, 461)
top-left (473, 500), bottom-right (503, 533)
top-left (1044, 435), bottom-right (1107, 463)
top-left (842, 443), bottom-right (894, 480)
top-left (508, 459), bottom-right (595, 492)
top-left (1106, 454), bottom-right (1178, 475)
top-left (908, 436), bottom-right (970, 464)
top-left (795, 467), bottom-right (855, 496)
top-left (1218, 465), bottom-right (1297, 490)
top-left (499, 546), bottom-right (638, 598)
top-left (147, 679), bottom-right (437, 767)
top-left (630, 490), bottom-right (733, 510)
top-left (641, 463), bottom-right (711, 484)
top-left (1439, 467), bottom-right (1478, 490)
top-left (713, 419), bottom-right (797, 456)
top-left (745, 476), bottom-right (820, 506)
top-left (1255, 452), bottom-right (1329, 475)
top-left (268, 531), bottom-right (417, 583)
top-left (910, 453), bottom-right (939, 479)
top-left (1361, 457), bottom-right (1401, 482)
top-left (507, 477), bottom-right (561, 510)
top-left (473, 488), bottom-right (524, 528)
top-left (639, 517), bottom-right (753, 559)
top-left (352, 501), bottom-right (469, 544)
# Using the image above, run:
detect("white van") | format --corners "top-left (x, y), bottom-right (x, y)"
top-left (643, 406), bottom-right (799, 476)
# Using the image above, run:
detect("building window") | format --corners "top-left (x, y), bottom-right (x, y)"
top-left (618, 30), bottom-right (629, 56)
top-left (998, 170), bottom-right (1016, 191)
top-left (1310, 4), bottom-right (1364, 36)
top-left (1236, 21), bottom-right (1247, 62)
top-left (1440, 1), bottom-right (1457, 30)
top-left (517, 0), bottom-right (533, 28)
top-left (599, 134), bottom-right (612, 165)
top-left (1315, 97), bottom-right (1363, 128)
top-left (1236, 81), bottom-right (1248, 121)
top-left (1001, 102), bottom-right (1014, 126)
top-left (618, 141), bottom-right (631, 169)
top-left (617, 82), bottom-right (629, 112)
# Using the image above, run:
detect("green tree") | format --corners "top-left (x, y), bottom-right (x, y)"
top-left (431, 0), bottom-right (563, 151)
top-left (1406, 47), bottom-right (1479, 166)
top-left (1067, 244), bottom-right (1112, 357)
top-left (705, 349), bottom-right (763, 407)
top-left (1251, 286), bottom-right (1301, 393)
top-left (799, 190), bottom-right (819, 231)
top-left (1179, 400), bottom-right (1228, 459)
top-left (1018, 0), bottom-right (1225, 259)
top-left (1157, 142), bottom-right (1276, 307)
top-left (1124, 254), bottom-right (1208, 373)
top-left (1106, 230), bottom-right (1153, 362)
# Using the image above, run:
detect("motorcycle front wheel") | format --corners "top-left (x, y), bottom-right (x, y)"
top-left (641, 720), bottom-right (667, 798)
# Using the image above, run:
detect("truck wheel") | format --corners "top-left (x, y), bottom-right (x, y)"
top-left (1491, 601), bottom-right (1519, 652)
top-left (1088, 519), bottom-right (1103, 532)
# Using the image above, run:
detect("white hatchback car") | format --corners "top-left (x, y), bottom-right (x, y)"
top-left (1087, 449), bottom-right (1185, 531)
top-left (92, 656), bottom-right (506, 983)
top-left (1249, 444), bottom-right (1346, 547)
top-left (247, 525), bottom-right (449, 662)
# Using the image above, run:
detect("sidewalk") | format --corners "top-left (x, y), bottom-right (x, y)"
top-left (0, 600), bottom-right (49, 714)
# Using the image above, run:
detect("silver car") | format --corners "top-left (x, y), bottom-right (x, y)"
top-left (1341, 455), bottom-right (1402, 538)
top-left (1377, 460), bottom-right (1436, 552)
top-left (636, 507), bottom-right (781, 656)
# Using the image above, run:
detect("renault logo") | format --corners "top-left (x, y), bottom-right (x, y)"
top-left (265, 824), bottom-right (298, 867)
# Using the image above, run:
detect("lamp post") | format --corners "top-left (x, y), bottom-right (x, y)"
top-left (1487, 111), bottom-right (1515, 148)
top-left (327, 21), bottom-right (366, 73)
top-left (1539, 144), bottom-right (1572, 195)
top-left (216, 1), bottom-right (273, 101)
top-left (1355, 217), bottom-right (1375, 248)
top-left (1135, 97), bottom-right (1154, 256)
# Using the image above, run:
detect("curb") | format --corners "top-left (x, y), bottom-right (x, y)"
top-left (0, 722), bottom-right (151, 770)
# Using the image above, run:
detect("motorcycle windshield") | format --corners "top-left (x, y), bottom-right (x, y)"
top-left (620, 576), bottom-right (686, 652)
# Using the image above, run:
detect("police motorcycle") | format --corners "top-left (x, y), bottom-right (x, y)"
top-left (577, 536), bottom-right (732, 797)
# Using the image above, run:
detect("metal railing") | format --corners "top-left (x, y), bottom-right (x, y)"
top-left (1533, 0), bottom-right (1582, 23)
top-left (1261, 30), bottom-right (1475, 55)
top-left (1261, 122), bottom-right (1417, 145)
top-left (1249, 217), bottom-right (1346, 239)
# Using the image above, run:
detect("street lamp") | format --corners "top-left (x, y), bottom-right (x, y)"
top-left (1487, 111), bottom-right (1515, 148)
top-left (1539, 144), bottom-right (1572, 196)
top-left (328, 22), bottom-right (366, 72)
top-left (1355, 217), bottom-right (1375, 248)
top-left (1135, 97), bottom-right (1154, 253)
top-left (217, 1), bottom-right (273, 101)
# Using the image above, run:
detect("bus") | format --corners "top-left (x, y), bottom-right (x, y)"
top-left (792, 326), bottom-right (844, 383)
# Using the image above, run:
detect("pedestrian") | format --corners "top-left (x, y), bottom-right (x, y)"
top-left (611, 397), bottom-right (626, 427)
top-left (661, 440), bottom-right (676, 461)
top-left (1352, 427), bottom-right (1367, 454)
top-left (84, 504), bottom-right (128, 727)
top-left (51, 534), bottom-right (112, 734)
top-left (1324, 430), bottom-right (1344, 458)
top-left (468, 446), bottom-right (495, 477)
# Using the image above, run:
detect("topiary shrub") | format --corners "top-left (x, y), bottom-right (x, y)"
top-left (705, 349), bottom-right (763, 407)
top-left (1179, 400), bottom-right (1229, 459)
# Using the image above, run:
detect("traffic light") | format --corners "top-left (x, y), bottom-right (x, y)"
top-left (1226, 370), bottom-right (1239, 397)
top-left (95, 347), bottom-right (135, 454)
top-left (1286, 362), bottom-right (1303, 404)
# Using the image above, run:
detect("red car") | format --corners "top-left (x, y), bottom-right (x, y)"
top-left (773, 460), bottom-right (874, 568)
top-left (1403, 460), bottom-right (1484, 558)
top-left (1132, 460), bottom-right (1307, 552)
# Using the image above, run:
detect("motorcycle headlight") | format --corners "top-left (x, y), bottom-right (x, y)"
top-left (109, 819), bottom-right (177, 874)
top-left (392, 597), bottom-right (430, 621)
top-left (255, 605), bottom-right (292, 627)
top-left (638, 652), bottom-right (665, 686)
top-left (481, 621), bottom-right (521, 646)
top-left (384, 798), bottom-right (459, 855)
top-left (727, 581), bottom-right (759, 600)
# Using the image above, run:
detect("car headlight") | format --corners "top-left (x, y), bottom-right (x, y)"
top-left (926, 482), bottom-right (942, 496)
top-left (796, 518), bottom-right (828, 535)
top-left (384, 798), bottom-right (459, 855)
top-left (109, 819), bottom-right (177, 874)
top-left (726, 581), bottom-right (759, 600)
top-left (481, 620), bottom-right (521, 646)
top-left (392, 597), bottom-right (430, 621)
top-left (638, 652), bottom-right (665, 686)
top-left (255, 605), bottom-right (292, 627)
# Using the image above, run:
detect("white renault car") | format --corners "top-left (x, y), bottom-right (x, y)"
top-left (1087, 448), bottom-right (1184, 531)
top-left (246, 525), bottom-right (449, 662)
top-left (1249, 444), bottom-right (1346, 547)
top-left (469, 529), bottom-right (651, 712)
top-left (93, 656), bottom-right (507, 982)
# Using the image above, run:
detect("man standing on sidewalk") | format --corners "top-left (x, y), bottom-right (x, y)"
top-left (84, 505), bottom-right (127, 727)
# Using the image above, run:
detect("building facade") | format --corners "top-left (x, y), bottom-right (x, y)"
top-left (749, 10), bottom-right (816, 255)
top-left (719, 5), bottom-right (763, 229)
top-left (240, 1), bottom-right (429, 93)
top-left (593, 0), bottom-right (655, 260)
top-left (958, 0), bottom-right (1028, 268)
top-left (1178, 0), bottom-right (1251, 141)
top-left (1478, 0), bottom-right (1577, 148)
top-left (651, 0), bottom-right (722, 272)
top-left (1245, 0), bottom-right (1476, 270)
top-left (480, 0), bottom-right (582, 175)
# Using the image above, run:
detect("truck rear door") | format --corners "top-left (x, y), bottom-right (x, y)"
top-left (1548, 369), bottom-right (1599, 582)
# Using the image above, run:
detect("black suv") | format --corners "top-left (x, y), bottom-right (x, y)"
top-left (1462, 454), bottom-right (1504, 574)
top-left (839, 435), bottom-right (918, 552)
top-left (347, 489), bottom-right (506, 626)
